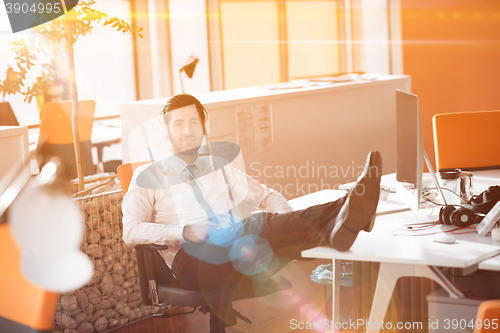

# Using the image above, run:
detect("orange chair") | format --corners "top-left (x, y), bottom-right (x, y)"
top-left (474, 299), bottom-right (500, 333)
top-left (38, 100), bottom-right (96, 179)
top-left (0, 102), bottom-right (19, 126)
top-left (0, 223), bottom-right (59, 333)
top-left (117, 162), bottom-right (150, 195)
top-left (432, 111), bottom-right (500, 171)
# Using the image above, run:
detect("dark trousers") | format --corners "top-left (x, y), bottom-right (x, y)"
top-left (172, 196), bottom-right (346, 293)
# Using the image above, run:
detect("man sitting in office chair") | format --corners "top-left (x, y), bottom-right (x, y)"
top-left (122, 94), bottom-right (382, 325)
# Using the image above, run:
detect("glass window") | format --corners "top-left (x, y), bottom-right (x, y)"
top-left (0, 0), bottom-right (136, 122)
top-left (220, 1), bottom-right (281, 89)
top-left (169, 0), bottom-right (211, 94)
top-left (286, 0), bottom-right (341, 79)
top-left (72, 0), bottom-right (136, 116)
top-left (0, 2), bottom-right (39, 124)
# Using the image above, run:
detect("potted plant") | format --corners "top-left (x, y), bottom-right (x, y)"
top-left (0, 0), bottom-right (143, 191)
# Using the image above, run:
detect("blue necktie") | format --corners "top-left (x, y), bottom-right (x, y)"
top-left (186, 165), bottom-right (234, 227)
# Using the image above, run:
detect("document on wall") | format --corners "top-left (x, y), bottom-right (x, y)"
top-left (209, 110), bottom-right (237, 143)
top-left (235, 106), bottom-right (256, 156)
top-left (255, 103), bottom-right (274, 154)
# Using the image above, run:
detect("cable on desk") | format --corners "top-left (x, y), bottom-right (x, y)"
top-left (404, 220), bottom-right (439, 231)
top-left (392, 225), bottom-right (477, 237)
top-left (424, 187), bottom-right (474, 205)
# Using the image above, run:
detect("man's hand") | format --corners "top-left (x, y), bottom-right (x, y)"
top-left (183, 221), bottom-right (221, 243)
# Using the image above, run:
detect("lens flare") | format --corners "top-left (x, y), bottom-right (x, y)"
top-left (229, 234), bottom-right (272, 275)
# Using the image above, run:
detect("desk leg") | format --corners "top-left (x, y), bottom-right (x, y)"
top-left (427, 266), bottom-right (465, 299)
top-left (366, 263), bottom-right (401, 333)
top-left (366, 263), bottom-right (465, 333)
top-left (331, 259), bottom-right (341, 330)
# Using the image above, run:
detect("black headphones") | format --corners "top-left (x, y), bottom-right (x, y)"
top-left (439, 205), bottom-right (480, 228)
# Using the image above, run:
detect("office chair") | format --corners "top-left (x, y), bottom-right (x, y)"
top-left (38, 100), bottom-right (96, 179)
top-left (432, 111), bottom-right (500, 171)
top-left (473, 299), bottom-right (500, 333)
top-left (117, 162), bottom-right (292, 333)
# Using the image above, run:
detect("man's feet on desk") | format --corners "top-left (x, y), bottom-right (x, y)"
top-left (328, 150), bottom-right (382, 251)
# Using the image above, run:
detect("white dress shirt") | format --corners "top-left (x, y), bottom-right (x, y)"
top-left (122, 153), bottom-right (293, 268)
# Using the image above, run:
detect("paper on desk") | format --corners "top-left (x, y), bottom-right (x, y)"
top-left (376, 193), bottom-right (410, 215)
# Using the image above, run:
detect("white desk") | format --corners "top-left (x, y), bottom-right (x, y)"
top-left (472, 169), bottom-right (500, 194)
top-left (479, 255), bottom-right (500, 271)
top-left (295, 170), bottom-right (500, 333)
top-left (28, 124), bottom-right (121, 150)
top-left (27, 124), bottom-right (122, 173)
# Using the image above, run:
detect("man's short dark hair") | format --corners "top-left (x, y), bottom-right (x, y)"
top-left (161, 94), bottom-right (208, 130)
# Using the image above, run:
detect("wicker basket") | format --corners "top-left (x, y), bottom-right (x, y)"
top-left (53, 187), bottom-right (170, 332)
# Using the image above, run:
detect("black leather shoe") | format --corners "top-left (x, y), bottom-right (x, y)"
top-left (210, 305), bottom-right (236, 328)
top-left (328, 151), bottom-right (382, 251)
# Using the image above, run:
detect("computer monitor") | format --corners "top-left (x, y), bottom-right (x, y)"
top-left (395, 90), bottom-right (444, 214)
top-left (395, 90), bottom-right (423, 212)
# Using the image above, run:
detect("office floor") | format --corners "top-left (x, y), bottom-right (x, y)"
top-left (108, 259), bottom-right (339, 333)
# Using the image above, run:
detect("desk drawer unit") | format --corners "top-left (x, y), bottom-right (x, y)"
top-left (427, 288), bottom-right (483, 333)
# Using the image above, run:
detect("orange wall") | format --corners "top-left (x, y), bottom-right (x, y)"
top-left (400, 0), bottom-right (500, 168)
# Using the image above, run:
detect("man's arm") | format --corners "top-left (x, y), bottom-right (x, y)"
top-left (260, 188), bottom-right (293, 213)
top-left (226, 166), bottom-right (293, 214)
top-left (121, 187), bottom-right (184, 248)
